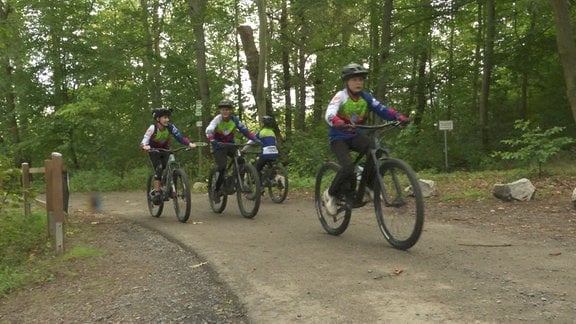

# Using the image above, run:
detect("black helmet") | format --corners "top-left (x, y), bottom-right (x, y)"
top-left (152, 108), bottom-right (172, 119)
top-left (341, 63), bottom-right (368, 81)
top-left (217, 99), bottom-right (233, 109)
top-left (262, 115), bottom-right (275, 127)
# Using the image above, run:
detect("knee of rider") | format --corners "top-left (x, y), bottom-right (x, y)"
top-left (341, 163), bottom-right (355, 176)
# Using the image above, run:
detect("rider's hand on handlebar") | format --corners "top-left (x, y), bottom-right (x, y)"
top-left (142, 145), bottom-right (151, 151)
top-left (333, 119), bottom-right (346, 130)
top-left (396, 113), bottom-right (410, 126)
top-left (188, 142), bottom-right (197, 149)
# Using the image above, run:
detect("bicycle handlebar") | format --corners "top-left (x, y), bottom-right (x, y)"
top-left (149, 147), bottom-right (191, 154)
top-left (342, 121), bottom-right (402, 131)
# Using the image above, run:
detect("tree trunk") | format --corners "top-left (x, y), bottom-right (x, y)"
top-left (550, 0), bottom-right (576, 123)
top-left (376, 0), bottom-right (393, 100)
top-left (140, 0), bottom-right (162, 108)
top-left (479, 0), bottom-right (495, 151)
top-left (280, 0), bottom-right (292, 137)
top-left (255, 0), bottom-right (267, 119)
top-left (237, 25), bottom-right (259, 104)
top-left (188, 0), bottom-right (210, 122)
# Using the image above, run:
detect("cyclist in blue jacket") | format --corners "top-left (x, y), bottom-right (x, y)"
top-left (205, 100), bottom-right (259, 202)
top-left (141, 108), bottom-right (197, 203)
top-left (245, 115), bottom-right (279, 173)
top-left (323, 63), bottom-right (410, 215)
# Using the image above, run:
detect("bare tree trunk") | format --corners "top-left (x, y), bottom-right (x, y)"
top-left (188, 0), bottom-right (210, 122)
top-left (280, 0), bottom-right (292, 137)
top-left (479, 0), bottom-right (495, 151)
top-left (550, 0), bottom-right (576, 123)
top-left (237, 25), bottom-right (259, 103)
top-left (376, 0), bottom-right (393, 100)
top-left (140, 0), bottom-right (162, 108)
top-left (255, 0), bottom-right (267, 119)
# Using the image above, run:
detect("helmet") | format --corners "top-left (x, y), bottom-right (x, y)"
top-left (341, 63), bottom-right (368, 81)
top-left (262, 115), bottom-right (275, 127)
top-left (152, 108), bottom-right (172, 119)
top-left (217, 99), bottom-right (233, 109)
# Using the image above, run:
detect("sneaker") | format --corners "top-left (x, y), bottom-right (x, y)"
top-left (323, 189), bottom-right (338, 215)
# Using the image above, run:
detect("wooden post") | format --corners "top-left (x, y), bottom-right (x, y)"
top-left (45, 152), bottom-right (65, 255)
top-left (22, 163), bottom-right (31, 216)
top-left (45, 158), bottom-right (54, 237)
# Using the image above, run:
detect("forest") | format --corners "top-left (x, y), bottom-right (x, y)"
top-left (1, 0), bottom-right (576, 188)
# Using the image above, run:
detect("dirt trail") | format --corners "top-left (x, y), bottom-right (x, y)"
top-left (66, 191), bottom-right (576, 323)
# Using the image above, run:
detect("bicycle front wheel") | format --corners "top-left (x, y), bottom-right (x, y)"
top-left (266, 164), bottom-right (289, 203)
top-left (146, 174), bottom-right (163, 217)
top-left (208, 167), bottom-right (227, 213)
top-left (172, 169), bottom-right (191, 223)
top-left (236, 163), bottom-right (261, 218)
top-left (314, 162), bottom-right (351, 235)
top-left (373, 158), bottom-right (424, 250)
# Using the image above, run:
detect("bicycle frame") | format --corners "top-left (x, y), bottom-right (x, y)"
top-left (349, 125), bottom-right (394, 207)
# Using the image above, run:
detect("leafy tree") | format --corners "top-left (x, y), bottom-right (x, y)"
top-left (491, 119), bottom-right (575, 176)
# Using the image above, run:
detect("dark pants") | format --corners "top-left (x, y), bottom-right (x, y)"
top-left (213, 145), bottom-right (239, 191)
top-left (148, 151), bottom-right (170, 180)
top-left (328, 134), bottom-right (374, 199)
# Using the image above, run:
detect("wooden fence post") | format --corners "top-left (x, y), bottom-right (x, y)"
top-left (45, 152), bottom-right (65, 255)
top-left (22, 163), bottom-right (31, 217)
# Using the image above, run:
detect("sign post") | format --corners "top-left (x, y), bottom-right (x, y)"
top-left (438, 120), bottom-right (453, 172)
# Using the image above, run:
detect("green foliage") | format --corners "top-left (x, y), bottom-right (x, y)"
top-left (0, 154), bottom-right (23, 211)
top-left (491, 120), bottom-right (575, 175)
top-left (0, 211), bottom-right (49, 296)
top-left (283, 125), bottom-right (332, 178)
top-left (69, 167), bottom-right (149, 192)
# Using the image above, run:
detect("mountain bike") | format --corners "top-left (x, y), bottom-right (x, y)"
top-left (146, 145), bottom-right (205, 223)
top-left (314, 122), bottom-right (424, 250)
top-left (246, 152), bottom-right (289, 203)
top-left (207, 143), bottom-right (261, 218)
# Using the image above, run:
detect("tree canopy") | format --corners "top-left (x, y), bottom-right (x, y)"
top-left (1, 0), bottom-right (575, 175)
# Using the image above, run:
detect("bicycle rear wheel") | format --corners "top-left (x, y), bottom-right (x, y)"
top-left (236, 163), bottom-right (261, 218)
top-left (172, 169), bottom-right (191, 223)
top-left (208, 167), bottom-right (227, 213)
top-left (146, 174), bottom-right (163, 217)
top-left (266, 164), bottom-right (289, 203)
top-left (314, 162), bottom-right (351, 235)
top-left (373, 158), bottom-right (424, 250)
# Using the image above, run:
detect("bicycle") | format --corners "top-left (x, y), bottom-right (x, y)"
top-left (146, 145), bottom-right (206, 223)
top-left (246, 152), bottom-right (289, 203)
top-left (314, 121), bottom-right (424, 250)
top-left (207, 142), bottom-right (261, 218)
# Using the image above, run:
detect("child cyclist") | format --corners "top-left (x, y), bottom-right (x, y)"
top-left (205, 99), bottom-right (260, 203)
top-left (140, 108), bottom-right (197, 204)
top-left (244, 115), bottom-right (279, 173)
top-left (323, 63), bottom-right (410, 215)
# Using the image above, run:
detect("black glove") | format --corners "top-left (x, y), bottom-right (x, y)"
top-left (210, 140), bottom-right (221, 148)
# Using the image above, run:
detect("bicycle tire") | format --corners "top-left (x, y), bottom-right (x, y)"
top-left (146, 174), bottom-right (164, 217)
top-left (172, 168), bottom-right (191, 223)
top-left (236, 163), bottom-right (261, 218)
top-left (373, 158), bottom-right (424, 250)
top-left (314, 162), bottom-right (351, 235)
top-left (266, 164), bottom-right (289, 203)
top-left (208, 167), bottom-right (227, 213)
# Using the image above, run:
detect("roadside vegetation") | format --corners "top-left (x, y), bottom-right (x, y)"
top-left (2, 123), bottom-right (576, 298)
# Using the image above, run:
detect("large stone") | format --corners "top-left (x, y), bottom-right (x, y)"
top-left (405, 179), bottom-right (436, 198)
top-left (492, 178), bottom-right (535, 202)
